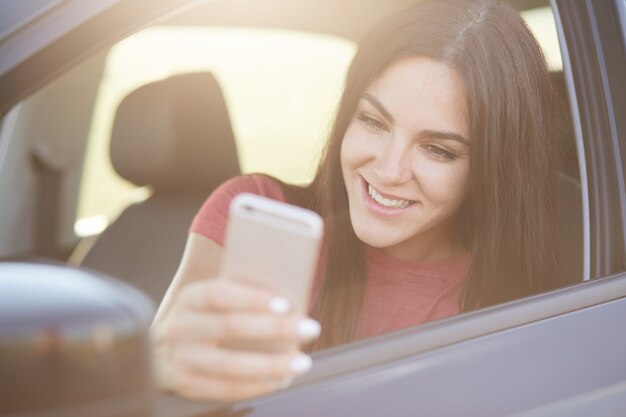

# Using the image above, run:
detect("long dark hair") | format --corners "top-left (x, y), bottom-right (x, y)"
top-left (284, 0), bottom-right (559, 350)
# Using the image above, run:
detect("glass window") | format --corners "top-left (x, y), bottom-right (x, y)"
top-left (75, 27), bottom-right (355, 236)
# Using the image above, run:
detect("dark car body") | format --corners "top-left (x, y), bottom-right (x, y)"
top-left (0, 0), bottom-right (625, 416)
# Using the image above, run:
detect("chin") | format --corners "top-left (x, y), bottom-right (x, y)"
top-left (351, 218), bottom-right (404, 249)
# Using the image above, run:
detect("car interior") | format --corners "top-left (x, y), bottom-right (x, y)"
top-left (79, 72), bottom-right (240, 302)
top-left (0, 0), bottom-right (583, 311)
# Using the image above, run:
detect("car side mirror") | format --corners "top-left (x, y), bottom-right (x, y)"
top-left (0, 262), bottom-right (155, 416)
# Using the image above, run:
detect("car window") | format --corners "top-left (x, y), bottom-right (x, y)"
top-left (75, 27), bottom-right (355, 237)
top-left (0, 0), bottom-right (585, 348)
top-left (74, 5), bottom-right (568, 238)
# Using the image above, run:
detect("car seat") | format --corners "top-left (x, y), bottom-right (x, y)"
top-left (80, 72), bottom-right (240, 304)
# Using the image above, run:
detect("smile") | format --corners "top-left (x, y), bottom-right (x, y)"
top-left (367, 183), bottom-right (413, 208)
top-left (361, 177), bottom-right (417, 213)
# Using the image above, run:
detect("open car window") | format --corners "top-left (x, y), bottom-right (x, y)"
top-left (75, 27), bottom-right (355, 237)
top-left (0, 0), bottom-right (586, 337)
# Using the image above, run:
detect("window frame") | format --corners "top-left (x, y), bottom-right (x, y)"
top-left (554, 0), bottom-right (626, 279)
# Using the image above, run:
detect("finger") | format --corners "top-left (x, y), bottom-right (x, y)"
top-left (170, 369), bottom-right (277, 402)
top-left (174, 346), bottom-right (312, 380)
top-left (166, 311), bottom-right (321, 343)
top-left (178, 279), bottom-right (291, 314)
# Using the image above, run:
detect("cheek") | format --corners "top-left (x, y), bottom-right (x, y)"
top-left (340, 125), bottom-right (364, 171)
top-left (416, 160), bottom-right (470, 206)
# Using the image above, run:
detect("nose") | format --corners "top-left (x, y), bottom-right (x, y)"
top-left (372, 136), bottom-right (412, 185)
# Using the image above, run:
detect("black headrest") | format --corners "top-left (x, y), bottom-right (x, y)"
top-left (110, 72), bottom-right (240, 193)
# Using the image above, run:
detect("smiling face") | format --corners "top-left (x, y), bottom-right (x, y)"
top-left (340, 56), bottom-right (470, 261)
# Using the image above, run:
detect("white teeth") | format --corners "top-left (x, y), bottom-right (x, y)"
top-left (367, 184), bottom-right (412, 209)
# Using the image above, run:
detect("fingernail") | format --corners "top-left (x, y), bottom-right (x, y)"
top-left (297, 319), bottom-right (321, 339)
top-left (290, 354), bottom-right (312, 374)
top-left (268, 297), bottom-right (290, 315)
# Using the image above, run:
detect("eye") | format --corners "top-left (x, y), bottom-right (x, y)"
top-left (356, 113), bottom-right (388, 132)
top-left (423, 144), bottom-right (457, 161)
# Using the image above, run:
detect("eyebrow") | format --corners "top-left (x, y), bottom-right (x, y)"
top-left (362, 93), bottom-right (394, 123)
top-left (360, 93), bottom-right (469, 146)
top-left (420, 130), bottom-right (469, 146)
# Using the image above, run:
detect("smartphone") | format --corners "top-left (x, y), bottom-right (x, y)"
top-left (219, 193), bottom-right (323, 348)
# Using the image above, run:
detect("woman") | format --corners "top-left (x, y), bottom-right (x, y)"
top-left (152, 0), bottom-right (559, 401)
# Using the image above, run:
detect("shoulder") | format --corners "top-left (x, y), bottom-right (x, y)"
top-left (222, 174), bottom-right (286, 201)
top-left (204, 174), bottom-right (287, 209)
top-left (189, 174), bottom-right (286, 245)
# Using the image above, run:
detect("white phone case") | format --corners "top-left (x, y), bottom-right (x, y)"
top-left (220, 193), bottom-right (323, 315)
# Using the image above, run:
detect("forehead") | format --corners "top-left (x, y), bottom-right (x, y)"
top-left (365, 56), bottom-right (469, 138)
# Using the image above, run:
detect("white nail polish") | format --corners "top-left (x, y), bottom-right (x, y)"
top-left (290, 355), bottom-right (312, 374)
top-left (269, 297), bottom-right (290, 314)
top-left (297, 319), bottom-right (321, 339)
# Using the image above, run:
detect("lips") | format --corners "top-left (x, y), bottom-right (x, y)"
top-left (367, 183), bottom-right (413, 208)
top-left (360, 176), bottom-right (416, 215)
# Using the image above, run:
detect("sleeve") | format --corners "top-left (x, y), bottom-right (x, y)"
top-left (189, 174), bottom-right (286, 246)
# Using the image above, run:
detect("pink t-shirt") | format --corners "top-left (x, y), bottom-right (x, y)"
top-left (190, 174), bottom-right (469, 340)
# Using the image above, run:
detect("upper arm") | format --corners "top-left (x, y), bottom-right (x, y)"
top-left (153, 233), bottom-right (222, 324)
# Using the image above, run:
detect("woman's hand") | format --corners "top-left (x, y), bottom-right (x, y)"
top-left (152, 278), bottom-right (321, 402)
